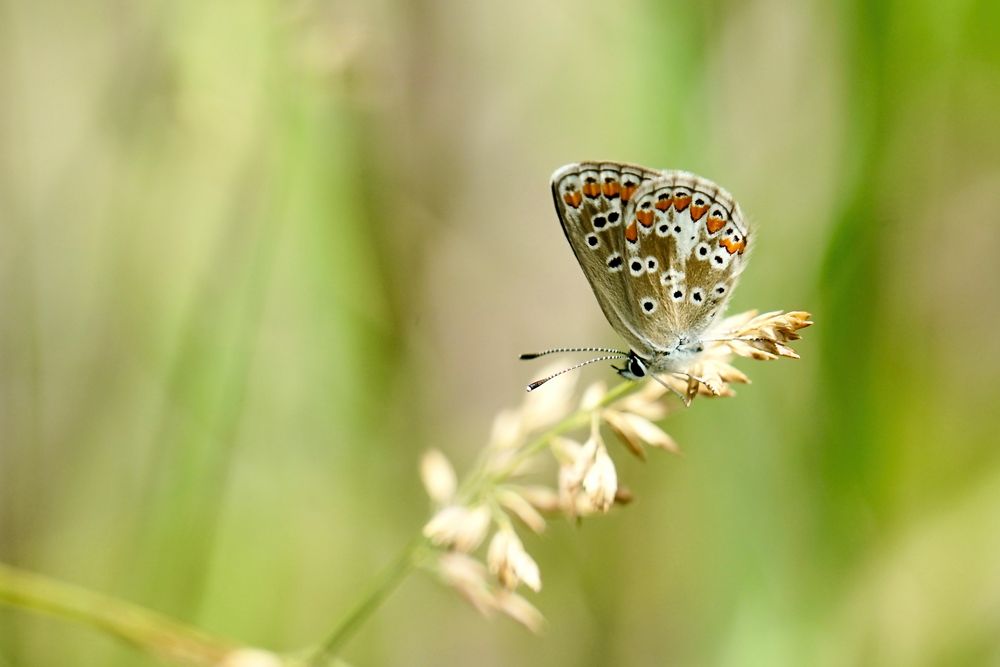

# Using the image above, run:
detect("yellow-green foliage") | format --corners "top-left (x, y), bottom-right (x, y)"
top-left (1, 0), bottom-right (998, 665)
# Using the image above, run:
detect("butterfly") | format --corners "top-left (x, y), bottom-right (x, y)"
top-left (522, 161), bottom-right (751, 394)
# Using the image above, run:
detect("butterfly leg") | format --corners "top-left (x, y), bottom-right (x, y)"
top-left (671, 371), bottom-right (722, 397)
top-left (650, 374), bottom-right (689, 404)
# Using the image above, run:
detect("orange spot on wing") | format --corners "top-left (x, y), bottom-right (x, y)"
top-left (655, 196), bottom-right (673, 211)
top-left (636, 210), bottom-right (655, 227)
top-left (602, 180), bottom-right (621, 198)
top-left (706, 215), bottom-right (726, 234)
top-left (621, 184), bottom-right (638, 202)
top-left (582, 181), bottom-right (601, 198)
top-left (673, 195), bottom-right (691, 212)
top-left (563, 191), bottom-right (582, 208)
top-left (625, 221), bottom-right (638, 243)
top-left (689, 204), bottom-right (708, 221)
top-left (720, 237), bottom-right (747, 254)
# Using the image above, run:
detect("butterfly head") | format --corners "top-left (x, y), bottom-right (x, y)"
top-left (520, 339), bottom-right (707, 392)
top-left (616, 339), bottom-right (706, 380)
top-left (615, 350), bottom-right (649, 381)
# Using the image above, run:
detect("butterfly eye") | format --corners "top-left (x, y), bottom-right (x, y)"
top-left (628, 356), bottom-right (646, 377)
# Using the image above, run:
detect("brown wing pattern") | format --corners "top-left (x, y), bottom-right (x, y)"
top-left (550, 161), bottom-right (661, 354)
top-left (619, 171), bottom-right (752, 348)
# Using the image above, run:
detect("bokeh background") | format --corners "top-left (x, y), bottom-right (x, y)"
top-left (2, 0), bottom-right (1000, 665)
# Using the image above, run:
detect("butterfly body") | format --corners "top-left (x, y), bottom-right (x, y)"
top-left (547, 161), bottom-right (752, 385)
top-left (616, 342), bottom-right (705, 381)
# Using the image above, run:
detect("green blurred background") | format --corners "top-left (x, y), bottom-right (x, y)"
top-left (2, 0), bottom-right (999, 665)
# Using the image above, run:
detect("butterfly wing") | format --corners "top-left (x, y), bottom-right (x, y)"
top-left (619, 171), bottom-right (751, 349)
top-left (551, 161), bottom-right (662, 354)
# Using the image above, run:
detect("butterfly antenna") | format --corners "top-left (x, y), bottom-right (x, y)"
top-left (526, 354), bottom-right (627, 392)
top-left (520, 346), bottom-right (625, 360)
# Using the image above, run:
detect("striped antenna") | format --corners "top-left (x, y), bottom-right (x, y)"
top-left (525, 354), bottom-right (627, 392)
top-left (519, 346), bottom-right (624, 360)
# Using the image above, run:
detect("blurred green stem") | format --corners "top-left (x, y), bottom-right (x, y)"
top-left (0, 562), bottom-right (238, 666)
top-left (308, 382), bottom-right (639, 663)
top-left (308, 538), bottom-right (428, 666)
top-left (0, 383), bottom-right (640, 666)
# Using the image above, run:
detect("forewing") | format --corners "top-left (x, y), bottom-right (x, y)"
top-left (551, 161), bottom-right (661, 353)
top-left (619, 171), bottom-right (751, 348)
